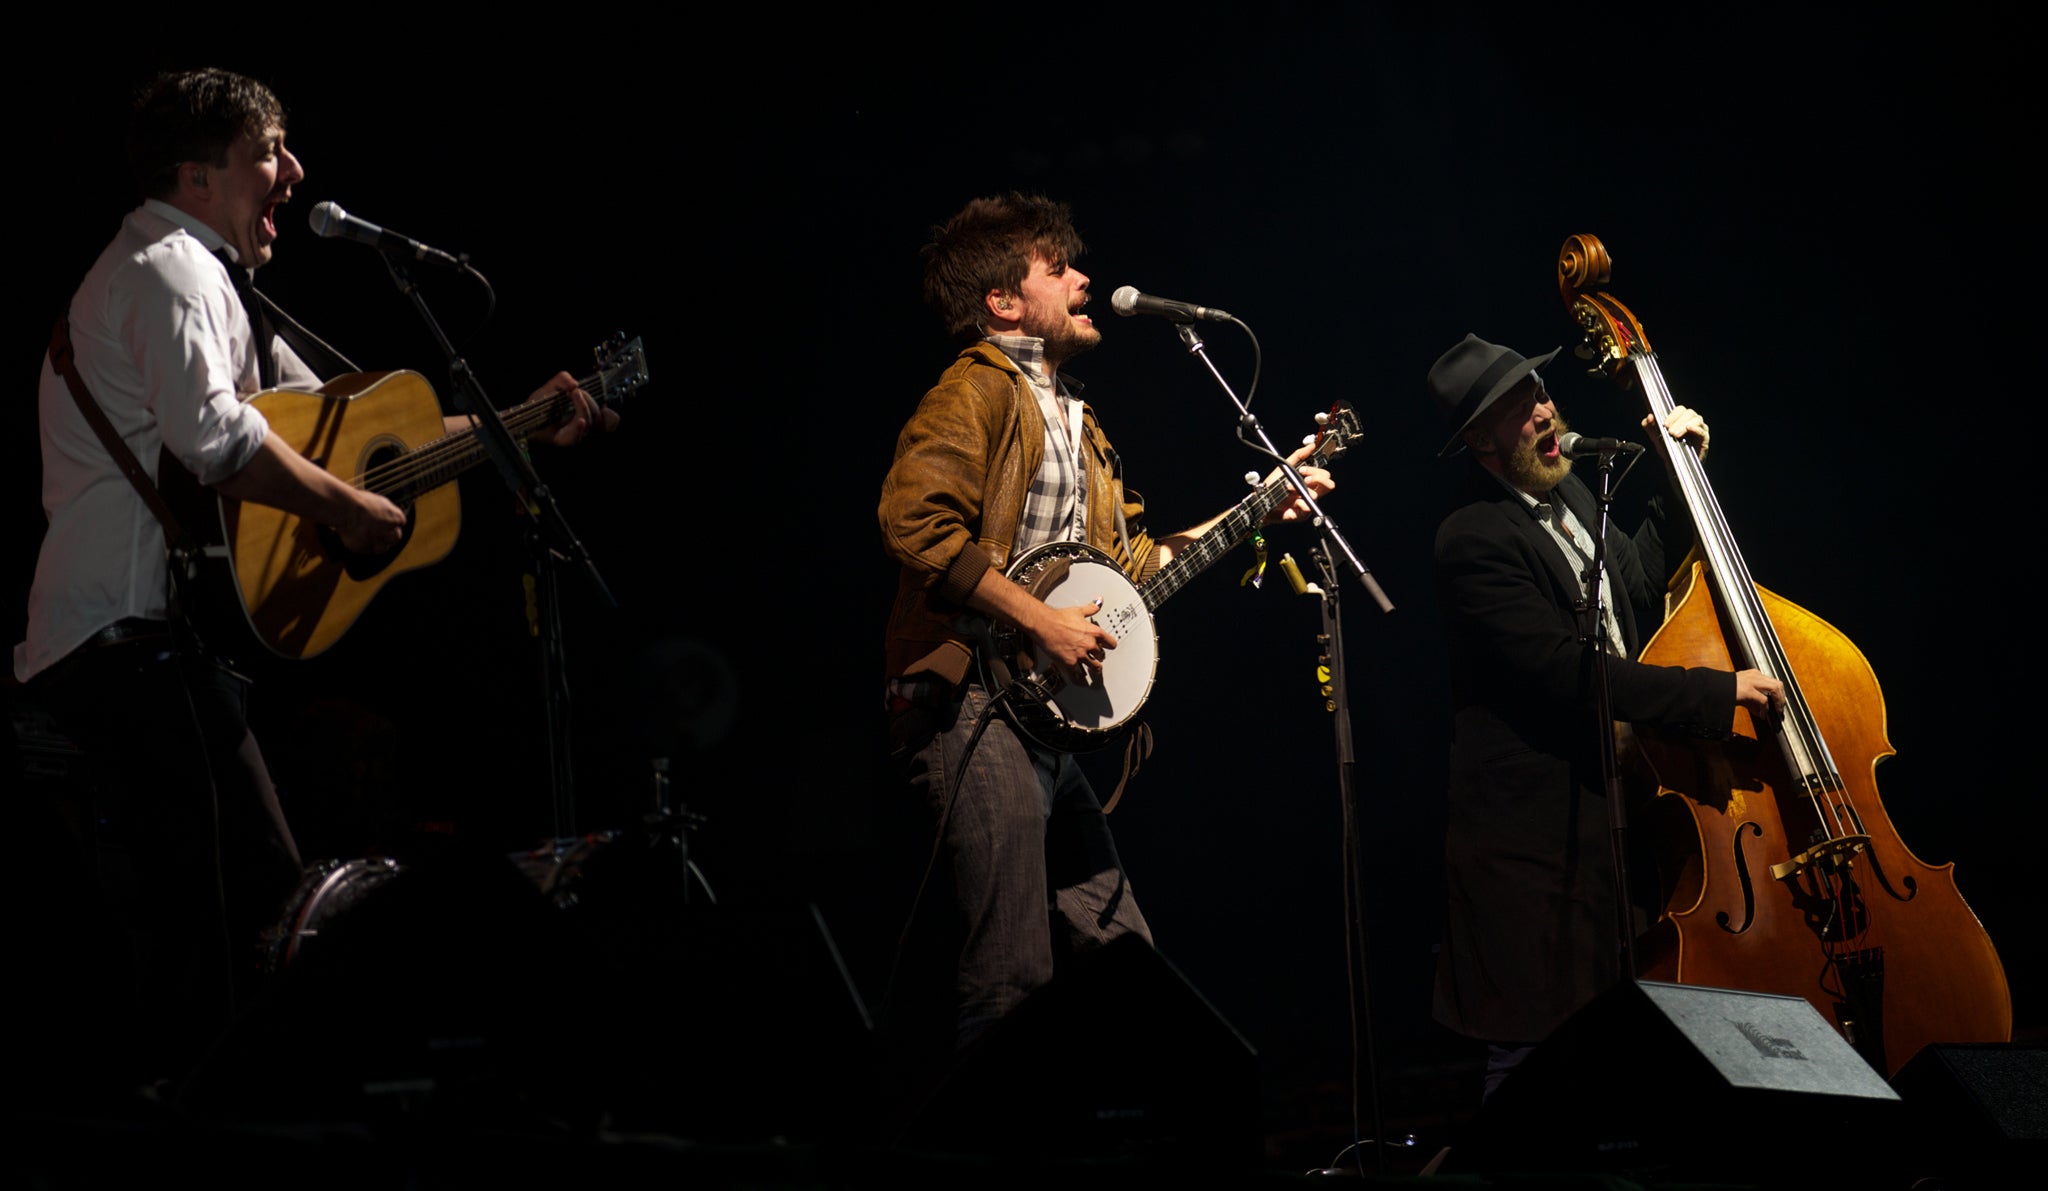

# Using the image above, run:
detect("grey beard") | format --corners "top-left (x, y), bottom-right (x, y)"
top-left (1501, 438), bottom-right (1573, 494)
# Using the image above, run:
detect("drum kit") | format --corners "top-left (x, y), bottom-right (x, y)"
top-left (262, 760), bottom-right (713, 975)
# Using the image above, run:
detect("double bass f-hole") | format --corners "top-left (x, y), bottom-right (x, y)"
top-left (1557, 233), bottom-right (2009, 1076)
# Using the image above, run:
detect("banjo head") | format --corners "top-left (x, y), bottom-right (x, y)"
top-left (1008, 543), bottom-right (1158, 738)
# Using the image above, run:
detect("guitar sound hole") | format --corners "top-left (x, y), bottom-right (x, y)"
top-left (316, 442), bottom-right (415, 580)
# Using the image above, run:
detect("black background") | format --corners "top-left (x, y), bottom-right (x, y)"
top-left (9, 4), bottom-right (2038, 1149)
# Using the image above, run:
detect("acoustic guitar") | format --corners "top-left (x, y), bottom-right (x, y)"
top-left (165, 335), bottom-right (647, 659)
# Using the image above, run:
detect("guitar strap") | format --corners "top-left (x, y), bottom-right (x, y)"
top-left (46, 315), bottom-right (191, 562)
top-left (257, 291), bottom-right (361, 376)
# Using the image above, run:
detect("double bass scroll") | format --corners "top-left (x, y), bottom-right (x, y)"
top-left (1556, 233), bottom-right (2010, 1077)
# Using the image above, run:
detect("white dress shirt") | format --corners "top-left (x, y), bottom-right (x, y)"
top-left (16, 199), bottom-right (319, 680)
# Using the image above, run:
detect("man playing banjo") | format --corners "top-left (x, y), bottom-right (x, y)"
top-left (877, 193), bottom-right (1332, 1056)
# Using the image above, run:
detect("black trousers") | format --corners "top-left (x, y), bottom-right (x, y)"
top-left (33, 626), bottom-right (303, 1080)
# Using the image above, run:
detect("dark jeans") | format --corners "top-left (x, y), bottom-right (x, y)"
top-left (33, 628), bottom-right (303, 1079)
top-left (895, 683), bottom-right (1152, 1051)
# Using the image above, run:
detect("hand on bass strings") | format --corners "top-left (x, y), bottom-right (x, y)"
top-left (1735, 668), bottom-right (1785, 719)
top-left (1646, 405), bottom-right (1710, 460)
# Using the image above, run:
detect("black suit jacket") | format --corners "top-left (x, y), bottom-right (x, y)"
top-left (1431, 464), bottom-right (1734, 1043)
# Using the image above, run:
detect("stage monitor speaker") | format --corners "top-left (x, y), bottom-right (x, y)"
top-left (1459, 979), bottom-right (1903, 1180)
top-left (894, 934), bottom-right (1259, 1168)
top-left (1891, 1042), bottom-right (2046, 1186)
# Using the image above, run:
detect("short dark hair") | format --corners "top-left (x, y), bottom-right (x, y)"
top-left (921, 193), bottom-right (1086, 342)
top-left (129, 68), bottom-right (286, 201)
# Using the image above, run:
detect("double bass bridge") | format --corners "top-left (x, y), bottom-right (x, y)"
top-left (1769, 833), bottom-right (1871, 882)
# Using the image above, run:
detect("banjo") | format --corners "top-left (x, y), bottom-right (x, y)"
top-left (992, 402), bottom-right (1359, 752)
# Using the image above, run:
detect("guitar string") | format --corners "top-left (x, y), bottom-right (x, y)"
top-left (346, 367), bottom-right (607, 499)
top-left (357, 365), bottom-right (605, 493)
top-left (354, 397), bottom-right (563, 497)
top-left (363, 396), bottom-right (566, 492)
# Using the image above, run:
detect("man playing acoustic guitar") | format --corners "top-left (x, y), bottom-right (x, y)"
top-left (878, 193), bottom-right (1331, 1065)
top-left (16, 68), bottom-right (613, 1092)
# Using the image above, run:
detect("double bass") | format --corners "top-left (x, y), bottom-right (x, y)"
top-left (1556, 234), bottom-right (2010, 1076)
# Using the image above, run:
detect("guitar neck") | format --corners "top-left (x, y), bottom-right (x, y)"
top-left (369, 387), bottom-right (585, 504)
top-left (1139, 473), bottom-right (1296, 611)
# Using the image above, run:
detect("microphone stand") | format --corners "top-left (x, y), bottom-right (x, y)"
top-left (1169, 318), bottom-right (1393, 1174)
top-left (380, 251), bottom-right (617, 839)
top-left (1173, 322), bottom-right (1392, 612)
top-left (1580, 445), bottom-right (1643, 982)
top-left (1301, 541), bottom-right (1390, 1178)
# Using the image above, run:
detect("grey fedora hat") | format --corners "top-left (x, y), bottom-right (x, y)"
top-left (1429, 334), bottom-right (1561, 457)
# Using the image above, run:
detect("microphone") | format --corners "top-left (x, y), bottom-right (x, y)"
top-left (1109, 286), bottom-right (1234, 324)
top-left (1558, 431), bottom-right (1645, 459)
top-left (308, 201), bottom-right (465, 270)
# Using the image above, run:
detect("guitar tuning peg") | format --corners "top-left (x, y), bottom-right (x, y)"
top-left (1314, 411), bottom-right (1329, 426)
top-left (1301, 434), bottom-right (1315, 447)
top-left (1244, 471), bottom-right (1261, 486)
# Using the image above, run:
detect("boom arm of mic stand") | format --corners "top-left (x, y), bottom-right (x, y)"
top-left (1173, 322), bottom-right (1393, 613)
top-left (379, 252), bottom-right (617, 611)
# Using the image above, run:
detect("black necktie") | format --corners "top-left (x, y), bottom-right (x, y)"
top-left (214, 248), bottom-right (276, 389)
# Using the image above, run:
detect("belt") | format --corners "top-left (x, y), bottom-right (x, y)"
top-left (78, 617), bottom-right (175, 651)
top-left (29, 618), bottom-right (179, 693)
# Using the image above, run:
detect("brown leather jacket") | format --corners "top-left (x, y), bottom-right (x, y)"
top-left (879, 341), bottom-right (1156, 683)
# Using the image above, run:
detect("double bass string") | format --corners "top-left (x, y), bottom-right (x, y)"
top-left (1634, 354), bottom-right (1870, 954)
top-left (1638, 357), bottom-right (1871, 953)
top-left (1630, 355), bottom-right (1856, 842)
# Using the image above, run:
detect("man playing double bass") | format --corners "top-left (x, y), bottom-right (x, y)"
top-left (1425, 334), bottom-right (1783, 1096)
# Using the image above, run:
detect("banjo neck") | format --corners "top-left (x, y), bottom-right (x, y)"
top-left (1138, 403), bottom-right (1359, 611)
top-left (1138, 477), bottom-right (1293, 611)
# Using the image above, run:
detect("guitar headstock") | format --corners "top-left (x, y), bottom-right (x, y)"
top-left (592, 334), bottom-right (650, 405)
top-left (1310, 401), bottom-right (1361, 465)
top-left (1558, 233), bottom-right (1653, 380)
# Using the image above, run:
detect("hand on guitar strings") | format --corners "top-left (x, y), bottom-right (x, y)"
top-left (1645, 405), bottom-right (1710, 461)
top-left (1260, 441), bottom-right (1337, 525)
top-left (212, 432), bottom-right (406, 556)
top-left (336, 487), bottom-right (408, 555)
top-left (530, 370), bottom-right (619, 448)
